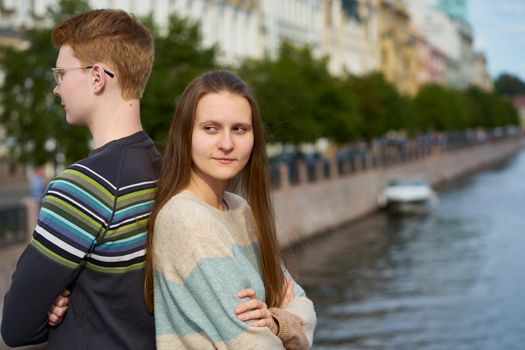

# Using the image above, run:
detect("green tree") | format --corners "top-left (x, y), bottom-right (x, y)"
top-left (347, 72), bottom-right (406, 139)
top-left (465, 86), bottom-right (519, 128)
top-left (0, 0), bottom-right (91, 165)
top-left (494, 73), bottom-right (525, 96)
top-left (411, 84), bottom-right (469, 132)
top-left (241, 41), bottom-right (361, 144)
top-left (141, 14), bottom-right (218, 149)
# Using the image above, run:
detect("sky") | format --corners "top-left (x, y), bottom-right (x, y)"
top-left (468, 0), bottom-right (525, 81)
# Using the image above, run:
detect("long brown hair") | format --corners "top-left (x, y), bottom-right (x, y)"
top-left (144, 70), bottom-right (284, 312)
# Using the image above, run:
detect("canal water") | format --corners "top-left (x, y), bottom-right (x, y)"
top-left (285, 150), bottom-right (525, 350)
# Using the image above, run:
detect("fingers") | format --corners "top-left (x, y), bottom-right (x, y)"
top-left (235, 298), bottom-right (266, 315)
top-left (234, 290), bottom-right (278, 334)
top-left (285, 277), bottom-right (294, 299)
top-left (48, 289), bottom-right (70, 326)
top-left (280, 276), bottom-right (295, 308)
top-left (285, 277), bottom-right (294, 295)
top-left (237, 307), bottom-right (271, 322)
top-left (48, 312), bottom-right (60, 326)
top-left (248, 318), bottom-right (272, 328)
top-left (236, 288), bottom-right (256, 299)
top-left (48, 303), bottom-right (68, 326)
top-left (249, 315), bottom-right (279, 335)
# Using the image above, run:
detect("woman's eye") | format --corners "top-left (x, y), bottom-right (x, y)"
top-left (204, 125), bottom-right (218, 133)
top-left (233, 126), bottom-right (249, 134)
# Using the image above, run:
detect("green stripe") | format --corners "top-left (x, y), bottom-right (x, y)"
top-left (45, 195), bottom-right (103, 229)
top-left (118, 187), bottom-right (156, 201)
top-left (106, 217), bottom-right (149, 237)
top-left (43, 197), bottom-right (102, 236)
top-left (117, 188), bottom-right (156, 209)
top-left (86, 261), bottom-right (144, 273)
top-left (30, 238), bottom-right (80, 269)
top-left (60, 169), bottom-right (114, 206)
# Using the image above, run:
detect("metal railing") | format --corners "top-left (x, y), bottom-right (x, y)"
top-left (0, 204), bottom-right (28, 247)
top-left (269, 128), bottom-right (523, 189)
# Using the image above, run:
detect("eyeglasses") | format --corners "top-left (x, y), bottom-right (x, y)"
top-left (51, 66), bottom-right (115, 85)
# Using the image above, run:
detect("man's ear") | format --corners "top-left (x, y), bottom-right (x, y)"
top-left (90, 64), bottom-right (107, 94)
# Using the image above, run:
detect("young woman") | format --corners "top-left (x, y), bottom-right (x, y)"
top-left (144, 70), bottom-right (316, 349)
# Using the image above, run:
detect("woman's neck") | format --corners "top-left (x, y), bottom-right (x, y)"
top-left (186, 171), bottom-right (228, 211)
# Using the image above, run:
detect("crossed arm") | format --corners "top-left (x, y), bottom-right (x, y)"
top-left (48, 276), bottom-right (311, 349)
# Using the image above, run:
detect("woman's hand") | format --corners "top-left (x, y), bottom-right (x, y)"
top-left (48, 289), bottom-right (70, 326)
top-left (280, 276), bottom-right (295, 308)
top-left (235, 288), bottom-right (279, 335)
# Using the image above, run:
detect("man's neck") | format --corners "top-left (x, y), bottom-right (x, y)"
top-left (89, 98), bottom-right (143, 149)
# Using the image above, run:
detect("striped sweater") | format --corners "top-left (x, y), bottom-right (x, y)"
top-left (1, 131), bottom-right (160, 349)
top-left (153, 190), bottom-right (316, 349)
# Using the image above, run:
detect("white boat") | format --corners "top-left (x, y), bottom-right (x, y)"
top-left (377, 178), bottom-right (438, 214)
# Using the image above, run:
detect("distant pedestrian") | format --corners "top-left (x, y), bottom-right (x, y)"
top-left (28, 165), bottom-right (46, 203)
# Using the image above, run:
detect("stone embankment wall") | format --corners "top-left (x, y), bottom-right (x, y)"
top-left (273, 137), bottom-right (523, 247)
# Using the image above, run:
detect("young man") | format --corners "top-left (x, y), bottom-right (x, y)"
top-left (1, 9), bottom-right (159, 349)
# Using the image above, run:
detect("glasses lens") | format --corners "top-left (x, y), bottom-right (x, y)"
top-left (52, 69), bottom-right (62, 85)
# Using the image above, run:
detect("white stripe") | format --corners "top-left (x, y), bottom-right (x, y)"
top-left (35, 225), bottom-right (87, 259)
top-left (90, 249), bottom-right (145, 263)
top-left (119, 179), bottom-right (158, 191)
top-left (109, 212), bottom-right (150, 229)
top-left (47, 190), bottom-right (108, 226)
top-left (71, 164), bottom-right (117, 190)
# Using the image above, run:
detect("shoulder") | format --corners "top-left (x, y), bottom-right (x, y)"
top-left (224, 191), bottom-right (249, 211)
top-left (46, 163), bottom-right (114, 201)
top-left (71, 131), bottom-right (160, 189)
top-left (157, 191), bottom-right (211, 222)
top-left (154, 191), bottom-right (215, 238)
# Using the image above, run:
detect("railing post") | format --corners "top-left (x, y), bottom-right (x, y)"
top-left (279, 163), bottom-right (290, 190)
top-left (315, 160), bottom-right (323, 181)
top-left (298, 160), bottom-right (307, 184)
top-left (22, 197), bottom-right (39, 242)
top-left (330, 159), bottom-right (338, 179)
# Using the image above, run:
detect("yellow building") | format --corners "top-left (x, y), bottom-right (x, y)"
top-left (375, 0), bottom-right (418, 95)
top-left (471, 51), bottom-right (492, 92)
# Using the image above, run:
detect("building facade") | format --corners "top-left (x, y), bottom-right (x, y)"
top-left (321, 0), bottom-right (379, 76)
top-left (0, 0), bottom-right (494, 94)
top-left (375, 0), bottom-right (417, 94)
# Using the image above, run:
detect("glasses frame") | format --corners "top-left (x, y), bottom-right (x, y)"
top-left (51, 65), bottom-right (115, 85)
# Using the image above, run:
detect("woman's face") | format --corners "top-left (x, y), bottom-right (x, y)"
top-left (190, 91), bottom-right (254, 188)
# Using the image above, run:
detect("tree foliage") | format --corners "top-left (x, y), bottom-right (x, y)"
top-left (240, 41), bottom-right (361, 144)
top-left (0, 6), bottom-right (520, 166)
top-left (0, 0), bottom-right (92, 165)
top-left (0, 4), bottom-right (219, 164)
top-left (411, 84), bottom-right (470, 131)
top-left (494, 73), bottom-right (525, 96)
top-left (141, 14), bottom-right (218, 149)
top-left (465, 87), bottom-right (519, 127)
top-left (347, 72), bottom-right (406, 139)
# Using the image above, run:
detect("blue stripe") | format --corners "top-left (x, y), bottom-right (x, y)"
top-left (154, 244), bottom-right (265, 340)
top-left (39, 207), bottom-right (95, 247)
top-left (113, 200), bottom-right (154, 222)
top-left (96, 232), bottom-right (147, 252)
top-left (51, 179), bottom-right (112, 215)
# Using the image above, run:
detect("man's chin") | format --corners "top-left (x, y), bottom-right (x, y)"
top-left (65, 114), bottom-right (86, 127)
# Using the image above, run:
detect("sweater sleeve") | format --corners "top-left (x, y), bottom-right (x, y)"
top-left (270, 308), bottom-right (310, 350)
top-left (152, 202), bottom-right (285, 350)
top-left (275, 271), bottom-right (317, 349)
top-left (1, 168), bottom-right (108, 347)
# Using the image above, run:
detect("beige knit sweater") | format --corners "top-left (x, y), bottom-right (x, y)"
top-left (153, 190), bottom-right (316, 349)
